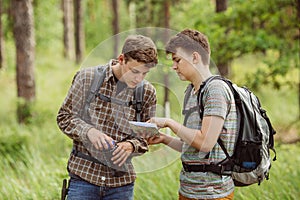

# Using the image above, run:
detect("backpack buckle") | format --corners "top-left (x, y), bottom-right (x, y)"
top-left (136, 100), bottom-right (142, 112)
top-left (219, 164), bottom-right (225, 175)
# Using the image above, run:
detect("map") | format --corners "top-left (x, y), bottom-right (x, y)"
top-left (129, 121), bottom-right (160, 138)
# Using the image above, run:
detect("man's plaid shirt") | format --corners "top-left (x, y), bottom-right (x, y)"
top-left (57, 61), bottom-right (156, 187)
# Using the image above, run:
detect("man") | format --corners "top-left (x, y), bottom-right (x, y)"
top-left (148, 29), bottom-right (238, 199)
top-left (57, 34), bottom-right (158, 200)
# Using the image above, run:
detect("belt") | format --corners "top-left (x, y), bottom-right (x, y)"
top-left (71, 149), bottom-right (128, 177)
top-left (182, 162), bottom-right (232, 175)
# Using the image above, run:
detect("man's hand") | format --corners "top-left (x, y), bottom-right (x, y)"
top-left (111, 142), bottom-right (133, 166)
top-left (87, 128), bottom-right (115, 151)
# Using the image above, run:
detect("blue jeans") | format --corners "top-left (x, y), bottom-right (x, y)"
top-left (67, 177), bottom-right (134, 200)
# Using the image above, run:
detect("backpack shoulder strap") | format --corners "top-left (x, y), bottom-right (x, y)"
top-left (197, 75), bottom-right (223, 119)
top-left (197, 75), bottom-right (240, 118)
top-left (182, 84), bottom-right (193, 115)
top-left (134, 81), bottom-right (144, 122)
top-left (197, 75), bottom-right (236, 159)
top-left (182, 84), bottom-right (196, 126)
top-left (82, 65), bottom-right (145, 123)
top-left (82, 65), bottom-right (108, 121)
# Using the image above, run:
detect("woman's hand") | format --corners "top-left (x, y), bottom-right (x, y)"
top-left (149, 117), bottom-right (170, 129)
top-left (147, 132), bottom-right (166, 145)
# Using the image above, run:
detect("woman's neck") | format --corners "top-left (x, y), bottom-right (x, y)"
top-left (192, 69), bottom-right (212, 92)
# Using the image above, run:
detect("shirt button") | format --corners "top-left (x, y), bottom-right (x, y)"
top-left (101, 176), bottom-right (106, 181)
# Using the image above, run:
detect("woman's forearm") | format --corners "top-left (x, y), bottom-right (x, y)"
top-left (162, 134), bottom-right (183, 152)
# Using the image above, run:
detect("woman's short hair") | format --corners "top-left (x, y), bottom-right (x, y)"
top-left (165, 29), bottom-right (211, 65)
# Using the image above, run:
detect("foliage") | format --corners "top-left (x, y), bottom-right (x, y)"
top-left (169, 0), bottom-right (299, 89)
top-left (16, 99), bottom-right (35, 124)
top-left (194, 0), bottom-right (299, 89)
top-left (1, 36), bottom-right (299, 199)
top-left (85, 0), bottom-right (133, 52)
top-left (124, 0), bottom-right (166, 27)
top-left (34, 0), bottom-right (63, 53)
top-left (0, 0), bottom-right (299, 199)
top-left (85, 0), bottom-right (113, 51)
top-left (0, 134), bottom-right (29, 166)
top-left (1, 0), bottom-right (13, 40)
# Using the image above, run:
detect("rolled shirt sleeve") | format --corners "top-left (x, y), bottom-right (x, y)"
top-left (57, 68), bottom-right (94, 143)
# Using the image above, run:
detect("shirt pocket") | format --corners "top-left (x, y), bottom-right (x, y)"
top-left (123, 106), bottom-right (136, 121)
top-left (88, 97), bottom-right (111, 124)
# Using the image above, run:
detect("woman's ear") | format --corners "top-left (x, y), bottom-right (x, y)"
top-left (192, 52), bottom-right (201, 64)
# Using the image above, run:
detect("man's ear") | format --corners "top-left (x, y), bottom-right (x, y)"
top-left (192, 52), bottom-right (201, 64)
top-left (118, 54), bottom-right (125, 65)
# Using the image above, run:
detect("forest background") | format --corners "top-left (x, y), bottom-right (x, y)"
top-left (0, 0), bottom-right (299, 199)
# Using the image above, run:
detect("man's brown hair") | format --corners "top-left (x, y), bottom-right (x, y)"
top-left (122, 35), bottom-right (158, 67)
top-left (165, 29), bottom-right (211, 65)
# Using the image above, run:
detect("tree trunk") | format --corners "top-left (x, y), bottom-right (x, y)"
top-left (112, 0), bottom-right (119, 58)
top-left (133, 0), bottom-right (155, 29)
top-left (164, 0), bottom-right (170, 32)
top-left (216, 0), bottom-right (227, 12)
top-left (297, 0), bottom-right (300, 119)
top-left (128, 1), bottom-right (136, 29)
top-left (163, 0), bottom-right (170, 125)
top-left (217, 62), bottom-right (230, 77)
top-left (74, 0), bottom-right (84, 64)
top-left (297, 0), bottom-right (300, 20)
top-left (0, 0), bottom-right (4, 69)
top-left (62, 0), bottom-right (74, 60)
top-left (216, 0), bottom-right (230, 77)
top-left (12, 0), bottom-right (36, 124)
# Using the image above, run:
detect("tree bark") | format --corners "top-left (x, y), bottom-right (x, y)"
top-left (62, 0), bottom-right (74, 60)
top-left (112, 0), bottom-right (119, 58)
top-left (128, 1), bottom-right (136, 29)
top-left (297, 0), bottom-right (300, 119)
top-left (217, 62), bottom-right (230, 77)
top-left (297, 0), bottom-right (300, 20)
top-left (0, 0), bottom-right (4, 69)
top-left (216, 0), bottom-right (227, 12)
top-left (216, 0), bottom-right (230, 77)
top-left (163, 0), bottom-right (170, 124)
top-left (12, 0), bottom-right (36, 124)
top-left (74, 0), bottom-right (85, 64)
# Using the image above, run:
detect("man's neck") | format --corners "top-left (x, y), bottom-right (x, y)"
top-left (111, 63), bottom-right (129, 94)
top-left (111, 62), bottom-right (122, 81)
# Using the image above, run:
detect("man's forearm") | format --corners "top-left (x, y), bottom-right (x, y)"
top-left (126, 138), bottom-right (148, 155)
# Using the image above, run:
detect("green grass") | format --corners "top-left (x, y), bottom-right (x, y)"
top-left (134, 143), bottom-right (300, 200)
top-left (0, 49), bottom-right (299, 199)
top-left (234, 143), bottom-right (300, 200)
